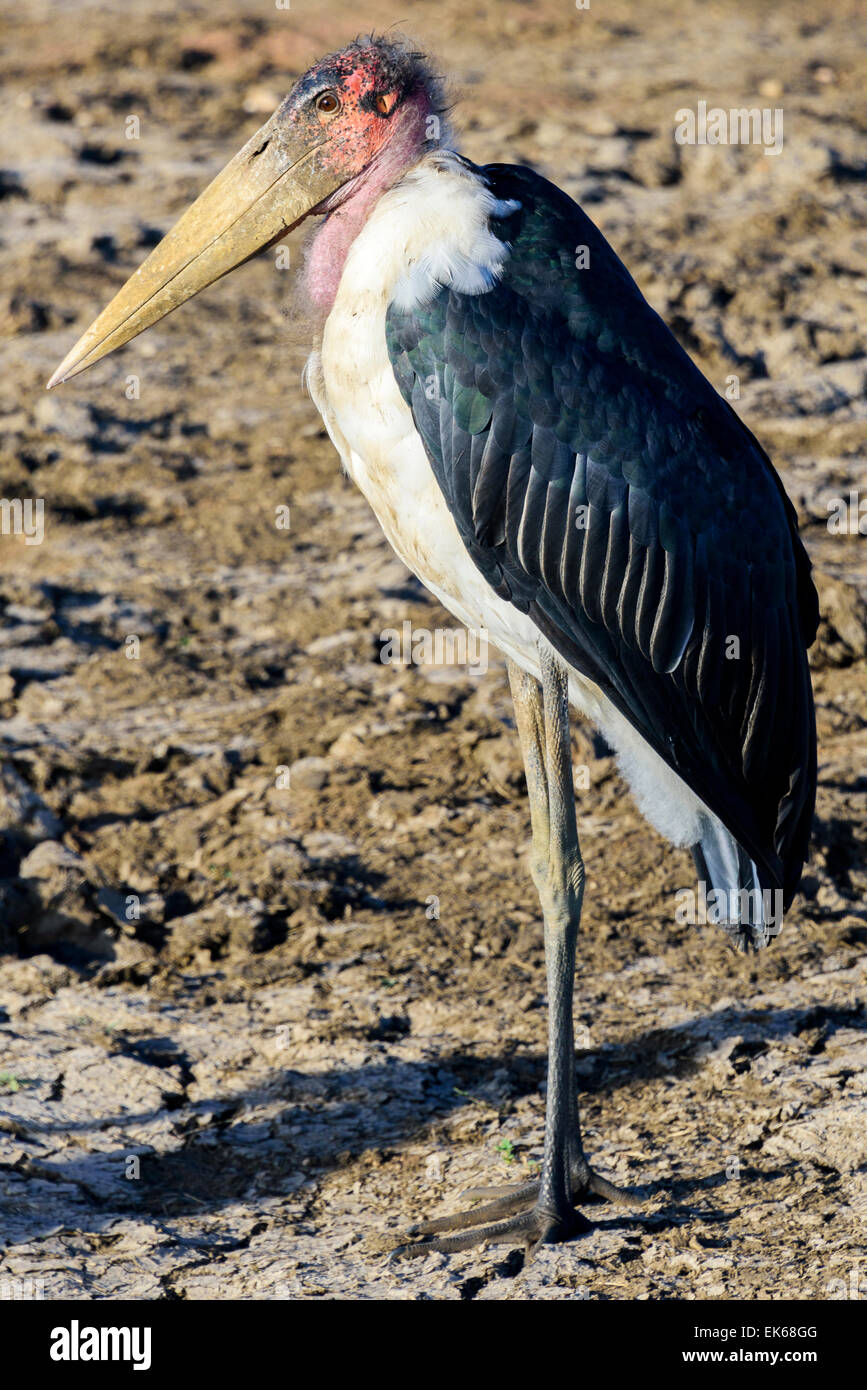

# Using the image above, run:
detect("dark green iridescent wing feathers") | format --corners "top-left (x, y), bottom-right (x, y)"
top-left (385, 163), bottom-right (818, 904)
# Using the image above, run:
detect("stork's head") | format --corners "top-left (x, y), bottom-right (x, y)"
top-left (280, 38), bottom-right (442, 192)
top-left (48, 37), bottom-right (444, 387)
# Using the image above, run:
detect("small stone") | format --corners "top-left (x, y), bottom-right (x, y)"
top-left (288, 756), bottom-right (331, 791)
top-left (424, 1152), bottom-right (444, 1183)
top-left (328, 730), bottom-right (366, 764)
top-left (0, 764), bottom-right (63, 842)
top-left (34, 395), bottom-right (93, 441)
top-left (17, 840), bottom-right (112, 957)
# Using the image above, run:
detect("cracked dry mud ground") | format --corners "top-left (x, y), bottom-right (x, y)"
top-left (1, 0), bottom-right (866, 1300)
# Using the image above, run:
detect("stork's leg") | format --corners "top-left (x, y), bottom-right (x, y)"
top-left (397, 647), bottom-right (636, 1258)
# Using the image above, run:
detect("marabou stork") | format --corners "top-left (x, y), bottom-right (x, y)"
top-left (48, 36), bottom-right (818, 1256)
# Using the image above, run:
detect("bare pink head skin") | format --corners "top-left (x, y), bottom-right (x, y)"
top-left (275, 37), bottom-right (446, 315)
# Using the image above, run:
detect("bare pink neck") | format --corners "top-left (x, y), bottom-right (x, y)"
top-left (304, 98), bottom-right (430, 318)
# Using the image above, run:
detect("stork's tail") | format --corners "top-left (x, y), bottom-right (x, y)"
top-left (691, 815), bottom-right (783, 952)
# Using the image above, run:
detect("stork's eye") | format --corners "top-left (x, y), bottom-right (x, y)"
top-left (315, 91), bottom-right (340, 116)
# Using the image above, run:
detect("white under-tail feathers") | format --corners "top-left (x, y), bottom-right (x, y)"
top-left (308, 148), bottom-right (781, 952)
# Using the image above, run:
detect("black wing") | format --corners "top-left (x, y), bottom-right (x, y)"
top-left (385, 162), bottom-right (818, 906)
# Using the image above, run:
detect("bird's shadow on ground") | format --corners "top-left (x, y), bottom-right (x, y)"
top-left (3, 1000), bottom-right (862, 1247)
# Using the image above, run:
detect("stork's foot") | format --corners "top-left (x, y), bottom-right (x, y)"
top-left (462, 1159), bottom-right (637, 1214)
top-left (395, 1161), bottom-right (638, 1259)
top-left (396, 1198), bottom-right (588, 1259)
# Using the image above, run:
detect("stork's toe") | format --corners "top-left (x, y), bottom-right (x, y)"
top-left (394, 1204), bottom-right (590, 1259)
